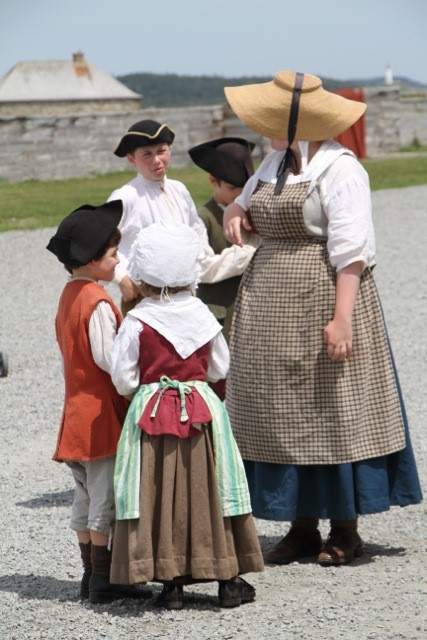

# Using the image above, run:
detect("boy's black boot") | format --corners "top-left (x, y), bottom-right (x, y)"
top-left (89, 544), bottom-right (153, 604)
top-left (78, 541), bottom-right (92, 600)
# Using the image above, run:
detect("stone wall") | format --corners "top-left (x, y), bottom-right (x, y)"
top-left (0, 105), bottom-right (266, 182)
top-left (364, 86), bottom-right (401, 154)
top-left (399, 90), bottom-right (427, 147)
top-left (1, 86), bottom-right (426, 183)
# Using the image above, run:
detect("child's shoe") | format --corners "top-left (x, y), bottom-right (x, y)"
top-left (218, 576), bottom-right (256, 608)
top-left (154, 581), bottom-right (184, 610)
top-left (88, 573), bottom-right (152, 604)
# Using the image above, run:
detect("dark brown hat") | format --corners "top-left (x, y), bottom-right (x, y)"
top-left (46, 200), bottom-right (122, 266)
top-left (114, 119), bottom-right (175, 157)
top-left (188, 137), bottom-right (255, 187)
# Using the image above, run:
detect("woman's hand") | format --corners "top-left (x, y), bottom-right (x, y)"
top-left (323, 317), bottom-right (353, 361)
top-left (323, 260), bottom-right (364, 362)
top-left (223, 202), bottom-right (252, 247)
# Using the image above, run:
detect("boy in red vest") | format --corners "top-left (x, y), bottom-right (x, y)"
top-left (46, 201), bottom-right (152, 604)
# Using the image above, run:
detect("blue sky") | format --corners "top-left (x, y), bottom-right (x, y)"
top-left (1, 0), bottom-right (426, 84)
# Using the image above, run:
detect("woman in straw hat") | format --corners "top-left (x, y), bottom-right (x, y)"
top-left (222, 71), bottom-right (422, 566)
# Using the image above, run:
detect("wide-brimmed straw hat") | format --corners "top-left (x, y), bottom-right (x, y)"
top-left (224, 71), bottom-right (366, 141)
top-left (114, 119), bottom-right (175, 157)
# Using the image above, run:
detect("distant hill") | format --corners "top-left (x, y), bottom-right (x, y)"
top-left (116, 72), bottom-right (426, 108)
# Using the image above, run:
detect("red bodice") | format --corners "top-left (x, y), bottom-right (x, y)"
top-left (137, 323), bottom-right (212, 438)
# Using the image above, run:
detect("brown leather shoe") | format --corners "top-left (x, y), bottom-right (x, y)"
top-left (265, 527), bottom-right (322, 564)
top-left (317, 527), bottom-right (363, 566)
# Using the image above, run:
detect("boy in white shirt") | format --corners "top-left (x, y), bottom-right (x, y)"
top-left (108, 119), bottom-right (254, 314)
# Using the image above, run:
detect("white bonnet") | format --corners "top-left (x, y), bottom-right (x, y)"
top-left (128, 221), bottom-right (201, 288)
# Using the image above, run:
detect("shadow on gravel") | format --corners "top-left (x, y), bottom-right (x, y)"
top-left (16, 489), bottom-right (74, 509)
top-left (0, 576), bottom-right (224, 612)
top-left (0, 573), bottom-right (80, 602)
top-left (103, 586), bottom-right (227, 615)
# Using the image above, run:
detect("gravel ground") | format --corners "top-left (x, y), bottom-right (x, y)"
top-left (0, 185), bottom-right (426, 640)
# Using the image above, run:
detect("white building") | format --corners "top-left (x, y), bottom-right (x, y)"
top-left (0, 52), bottom-right (142, 116)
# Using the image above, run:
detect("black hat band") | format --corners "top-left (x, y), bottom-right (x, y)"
top-left (274, 72), bottom-right (304, 195)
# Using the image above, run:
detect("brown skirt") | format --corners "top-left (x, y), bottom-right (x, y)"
top-left (110, 426), bottom-right (264, 584)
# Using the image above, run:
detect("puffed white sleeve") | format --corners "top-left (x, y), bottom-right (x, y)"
top-left (108, 314), bottom-right (143, 396)
top-left (207, 332), bottom-right (230, 382)
top-left (234, 174), bottom-right (258, 211)
top-left (186, 185), bottom-right (257, 283)
top-left (321, 156), bottom-right (376, 271)
top-left (88, 301), bottom-right (118, 373)
top-left (108, 186), bottom-right (134, 284)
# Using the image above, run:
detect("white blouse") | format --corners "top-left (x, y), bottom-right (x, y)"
top-left (108, 174), bottom-right (255, 285)
top-left (235, 140), bottom-right (376, 271)
top-left (108, 291), bottom-right (230, 397)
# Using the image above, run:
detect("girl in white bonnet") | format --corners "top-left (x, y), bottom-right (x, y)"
top-left (108, 221), bottom-right (263, 610)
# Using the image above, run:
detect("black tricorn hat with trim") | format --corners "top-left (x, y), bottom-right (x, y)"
top-left (114, 119), bottom-right (175, 157)
top-left (46, 200), bottom-right (122, 266)
top-left (188, 137), bottom-right (255, 188)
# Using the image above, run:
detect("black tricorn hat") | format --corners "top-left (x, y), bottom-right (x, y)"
top-left (114, 119), bottom-right (175, 157)
top-left (188, 137), bottom-right (256, 188)
top-left (46, 200), bottom-right (123, 266)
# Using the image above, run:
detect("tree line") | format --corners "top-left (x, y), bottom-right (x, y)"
top-left (117, 72), bottom-right (423, 109)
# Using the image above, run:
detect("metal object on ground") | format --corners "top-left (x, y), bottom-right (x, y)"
top-left (0, 352), bottom-right (8, 377)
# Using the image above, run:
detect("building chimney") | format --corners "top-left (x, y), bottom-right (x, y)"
top-left (72, 51), bottom-right (91, 78)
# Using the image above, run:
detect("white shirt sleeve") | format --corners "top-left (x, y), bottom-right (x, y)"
top-left (108, 314), bottom-right (143, 396)
top-left (110, 175), bottom-right (256, 285)
top-left (320, 155), bottom-right (376, 271)
top-left (88, 301), bottom-right (118, 373)
top-left (108, 185), bottom-right (135, 284)
top-left (193, 199), bottom-right (256, 283)
top-left (234, 174), bottom-right (258, 211)
top-left (207, 332), bottom-right (230, 382)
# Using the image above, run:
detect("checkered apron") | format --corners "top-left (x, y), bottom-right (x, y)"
top-left (227, 180), bottom-right (406, 465)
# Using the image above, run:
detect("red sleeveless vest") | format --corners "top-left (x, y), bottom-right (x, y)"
top-left (53, 280), bottom-right (128, 462)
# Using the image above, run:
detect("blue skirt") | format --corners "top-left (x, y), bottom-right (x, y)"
top-left (246, 349), bottom-right (422, 521)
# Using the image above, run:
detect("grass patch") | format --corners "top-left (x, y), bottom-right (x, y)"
top-left (361, 155), bottom-right (427, 190)
top-left (1, 156), bottom-right (427, 232)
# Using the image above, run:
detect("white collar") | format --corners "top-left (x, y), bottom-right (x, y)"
top-left (136, 173), bottom-right (166, 191)
top-left (305, 140), bottom-right (355, 194)
top-left (129, 291), bottom-right (222, 358)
